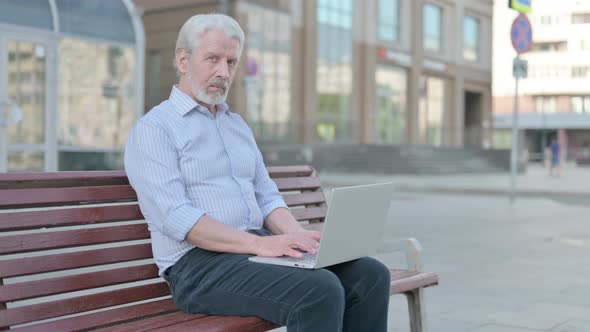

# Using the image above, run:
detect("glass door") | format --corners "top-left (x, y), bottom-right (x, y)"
top-left (0, 33), bottom-right (56, 172)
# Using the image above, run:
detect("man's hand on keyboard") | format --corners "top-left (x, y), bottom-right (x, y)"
top-left (252, 230), bottom-right (321, 258)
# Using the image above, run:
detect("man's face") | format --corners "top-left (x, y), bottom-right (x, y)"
top-left (185, 29), bottom-right (240, 105)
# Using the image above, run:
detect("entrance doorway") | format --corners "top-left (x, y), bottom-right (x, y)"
top-left (464, 91), bottom-right (482, 148)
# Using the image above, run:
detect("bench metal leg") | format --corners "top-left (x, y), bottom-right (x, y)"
top-left (405, 288), bottom-right (427, 332)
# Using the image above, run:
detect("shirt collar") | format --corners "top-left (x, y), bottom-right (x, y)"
top-left (169, 86), bottom-right (230, 117)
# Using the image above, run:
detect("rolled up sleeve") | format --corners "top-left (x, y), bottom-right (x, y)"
top-left (124, 121), bottom-right (205, 241)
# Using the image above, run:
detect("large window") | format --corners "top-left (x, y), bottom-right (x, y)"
top-left (463, 15), bottom-right (480, 61)
top-left (0, 0), bottom-right (142, 172)
top-left (572, 13), bottom-right (590, 24)
top-left (58, 38), bottom-right (136, 149)
top-left (55, 0), bottom-right (135, 43)
top-left (572, 66), bottom-right (590, 78)
top-left (375, 66), bottom-right (406, 144)
top-left (6, 40), bottom-right (47, 172)
top-left (535, 96), bottom-right (557, 114)
top-left (7, 41), bottom-right (46, 146)
top-left (423, 3), bottom-right (443, 53)
top-left (245, 4), bottom-right (292, 144)
top-left (571, 96), bottom-right (590, 114)
top-left (0, 0), bottom-right (53, 30)
top-left (378, 0), bottom-right (399, 42)
top-left (418, 76), bottom-right (445, 146)
top-left (317, 0), bottom-right (353, 143)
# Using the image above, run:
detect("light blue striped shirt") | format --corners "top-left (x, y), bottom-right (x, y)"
top-left (124, 86), bottom-right (287, 276)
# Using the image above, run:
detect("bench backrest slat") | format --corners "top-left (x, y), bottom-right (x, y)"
top-left (291, 207), bottom-right (327, 222)
top-left (0, 243), bottom-right (153, 278)
top-left (282, 192), bottom-right (325, 207)
top-left (0, 264), bottom-right (159, 303)
top-left (0, 224), bottom-right (149, 255)
top-left (266, 165), bottom-right (314, 178)
top-left (0, 171), bottom-right (129, 190)
top-left (0, 185), bottom-right (137, 208)
top-left (0, 205), bottom-right (143, 231)
top-left (0, 166), bottom-right (312, 188)
top-left (0, 166), bottom-right (325, 329)
top-left (0, 282), bottom-right (170, 328)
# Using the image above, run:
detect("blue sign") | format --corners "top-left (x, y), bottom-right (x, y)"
top-left (511, 14), bottom-right (533, 54)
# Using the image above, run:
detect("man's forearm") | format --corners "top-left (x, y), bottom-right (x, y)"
top-left (185, 215), bottom-right (259, 254)
top-left (263, 208), bottom-right (304, 235)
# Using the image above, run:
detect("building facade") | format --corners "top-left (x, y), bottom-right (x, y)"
top-left (493, 0), bottom-right (590, 161)
top-left (135, 0), bottom-right (493, 148)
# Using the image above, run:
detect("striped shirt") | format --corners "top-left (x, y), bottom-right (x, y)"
top-left (124, 86), bottom-right (287, 276)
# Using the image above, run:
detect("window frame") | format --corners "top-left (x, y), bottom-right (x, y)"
top-left (422, 2), bottom-right (444, 54)
top-left (462, 14), bottom-right (480, 62)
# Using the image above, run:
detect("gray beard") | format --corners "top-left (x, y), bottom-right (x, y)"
top-left (195, 87), bottom-right (227, 105)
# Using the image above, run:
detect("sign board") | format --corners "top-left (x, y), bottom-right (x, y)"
top-left (508, 0), bottom-right (532, 14)
top-left (511, 14), bottom-right (533, 54)
top-left (377, 48), bottom-right (412, 67)
top-left (513, 57), bottom-right (528, 78)
top-left (423, 59), bottom-right (448, 73)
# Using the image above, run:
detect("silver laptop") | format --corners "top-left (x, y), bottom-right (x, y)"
top-left (249, 182), bottom-right (394, 269)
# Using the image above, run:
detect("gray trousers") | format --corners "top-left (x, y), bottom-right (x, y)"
top-left (163, 230), bottom-right (391, 332)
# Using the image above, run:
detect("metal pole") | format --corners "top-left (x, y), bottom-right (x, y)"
top-left (0, 100), bottom-right (11, 173)
top-left (510, 56), bottom-right (520, 204)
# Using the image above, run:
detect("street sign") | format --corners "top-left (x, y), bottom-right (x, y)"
top-left (508, 0), bottom-right (532, 14)
top-left (511, 14), bottom-right (533, 54)
top-left (513, 57), bottom-right (528, 78)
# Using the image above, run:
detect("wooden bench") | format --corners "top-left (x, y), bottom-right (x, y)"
top-left (0, 165), bottom-right (438, 332)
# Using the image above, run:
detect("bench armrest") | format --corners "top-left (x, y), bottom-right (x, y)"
top-left (378, 238), bottom-right (423, 272)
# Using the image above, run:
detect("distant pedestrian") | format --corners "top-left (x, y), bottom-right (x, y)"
top-left (550, 139), bottom-right (560, 176)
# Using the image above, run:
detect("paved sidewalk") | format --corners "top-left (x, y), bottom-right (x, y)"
top-left (319, 163), bottom-right (590, 200)
top-left (269, 191), bottom-right (590, 331)
top-left (273, 164), bottom-right (590, 331)
top-left (380, 193), bottom-right (590, 331)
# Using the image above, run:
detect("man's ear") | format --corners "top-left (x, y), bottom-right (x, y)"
top-left (176, 49), bottom-right (190, 75)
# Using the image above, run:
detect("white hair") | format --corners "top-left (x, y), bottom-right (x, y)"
top-left (174, 13), bottom-right (245, 76)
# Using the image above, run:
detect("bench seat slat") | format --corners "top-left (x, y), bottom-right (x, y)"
top-left (0, 282), bottom-right (171, 328)
top-left (0, 224), bottom-right (149, 255)
top-left (0, 205), bottom-right (143, 231)
top-left (0, 185), bottom-right (137, 208)
top-left (290, 207), bottom-right (326, 221)
top-left (0, 264), bottom-right (159, 302)
top-left (147, 315), bottom-right (280, 332)
top-left (10, 299), bottom-right (179, 332)
top-left (93, 312), bottom-right (207, 332)
top-left (282, 192), bottom-right (325, 207)
top-left (273, 177), bottom-right (322, 191)
top-left (0, 243), bottom-right (153, 278)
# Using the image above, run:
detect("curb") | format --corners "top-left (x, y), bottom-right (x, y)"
top-left (320, 180), bottom-right (590, 200)
top-left (392, 185), bottom-right (590, 199)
